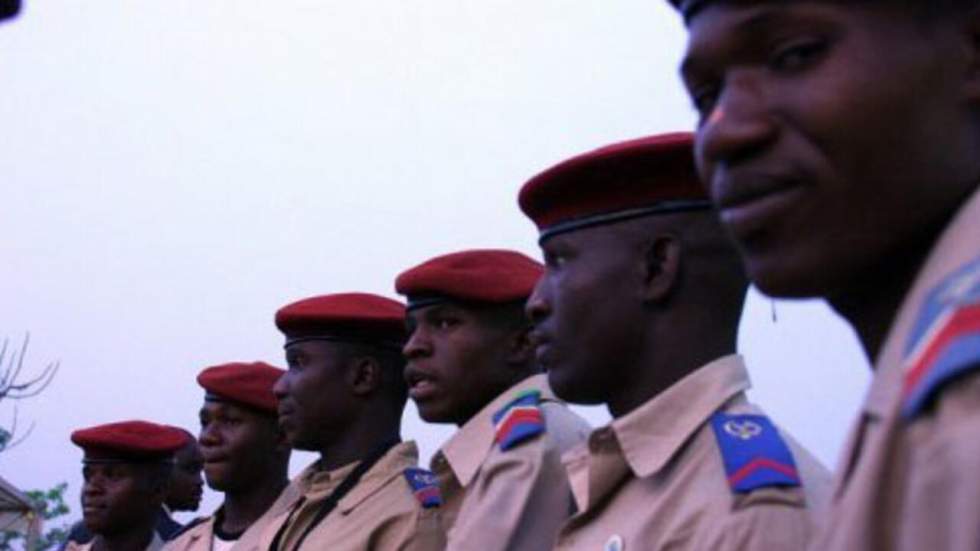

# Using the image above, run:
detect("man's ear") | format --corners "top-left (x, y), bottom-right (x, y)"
top-left (641, 234), bottom-right (681, 303)
top-left (149, 470), bottom-right (170, 502)
top-left (347, 355), bottom-right (383, 396)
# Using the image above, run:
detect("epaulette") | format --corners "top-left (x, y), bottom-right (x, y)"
top-left (402, 467), bottom-right (442, 508)
top-left (901, 256), bottom-right (980, 418)
top-left (492, 389), bottom-right (545, 451)
top-left (709, 412), bottom-right (801, 493)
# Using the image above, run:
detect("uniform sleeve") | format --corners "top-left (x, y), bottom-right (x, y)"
top-left (690, 489), bottom-right (815, 551)
top-left (445, 440), bottom-right (572, 551)
top-left (900, 370), bottom-right (980, 551)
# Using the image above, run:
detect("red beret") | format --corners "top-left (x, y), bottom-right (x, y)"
top-left (275, 292), bottom-right (407, 347)
top-left (395, 249), bottom-right (544, 310)
top-left (71, 420), bottom-right (189, 462)
top-left (518, 133), bottom-right (710, 242)
top-left (197, 361), bottom-right (284, 414)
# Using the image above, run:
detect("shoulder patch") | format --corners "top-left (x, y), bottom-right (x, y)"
top-left (709, 412), bottom-right (801, 493)
top-left (402, 467), bottom-right (442, 508)
top-left (902, 256), bottom-right (980, 418)
top-left (492, 389), bottom-right (545, 451)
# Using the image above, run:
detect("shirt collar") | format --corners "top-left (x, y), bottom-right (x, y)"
top-left (436, 374), bottom-right (553, 487)
top-left (867, 186), bottom-right (980, 418)
top-left (611, 354), bottom-right (750, 478)
top-left (338, 440), bottom-right (418, 513)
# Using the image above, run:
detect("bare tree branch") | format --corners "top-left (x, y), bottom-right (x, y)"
top-left (0, 334), bottom-right (58, 452)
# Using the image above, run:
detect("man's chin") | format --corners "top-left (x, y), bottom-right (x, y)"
top-left (548, 370), bottom-right (605, 406)
top-left (416, 403), bottom-right (454, 425)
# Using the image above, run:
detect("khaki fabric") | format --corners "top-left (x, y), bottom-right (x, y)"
top-left (431, 374), bottom-right (591, 551)
top-left (162, 517), bottom-right (216, 551)
top-left (812, 188), bottom-right (980, 551)
top-left (243, 441), bottom-right (443, 551)
top-left (66, 533), bottom-right (165, 551)
top-left (555, 355), bottom-right (831, 551)
top-left (166, 482), bottom-right (303, 551)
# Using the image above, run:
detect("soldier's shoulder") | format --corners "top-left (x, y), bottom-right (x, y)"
top-left (164, 516), bottom-right (213, 548)
top-left (491, 389), bottom-right (547, 452)
top-left (400, 467), bottom-right (443, 510)
top-left (708, 412), bottom-right (804, 497)
top-left (901, 255), bottom-right (980, 419)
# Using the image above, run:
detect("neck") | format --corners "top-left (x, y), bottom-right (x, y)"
top-left (92, 522), bottom-right (155, 551)
top-left (454, 369), bottom-right (537, 427)
top-left (829, 250), bottom-right (930, 364)
top-left (318, 419), bottom-right (401, 472)
top-left (219, 473), bottom-right (289, 535)
top-left (607, 327), bottom-right (736, 419)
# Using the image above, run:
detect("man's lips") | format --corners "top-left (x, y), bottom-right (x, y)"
top-left (529, 329), bottom-right (554, 367)
top-left (712, 172), bottom-right (806, 236)
top-left (405, 367), bottom-right (440, 402)
top-left (82, 503), bottom-right (105, 515)
top-left (277, 404), bottom-right (295, 420)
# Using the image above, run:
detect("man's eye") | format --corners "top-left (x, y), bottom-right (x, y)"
top-left (770, 39), bottom-right (826, 73)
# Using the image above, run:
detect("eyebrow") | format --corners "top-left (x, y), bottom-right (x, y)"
top-left (680, 6), bottom-right (794, 78)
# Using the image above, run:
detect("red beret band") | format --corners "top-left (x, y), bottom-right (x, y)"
top-left (518, 132), bottom-right (710, 242)
top-left (275, 293), bottom-right (407, 348)
top-left (71, 420), bottom-right (189, 462)
top-left (197, 361), bottom-right (284, 414)
top-left (395, 249), bottom-right (543, 309)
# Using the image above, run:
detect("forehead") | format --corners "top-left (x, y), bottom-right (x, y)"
top-left (200, 399), bottom-right (269, 424)
top-left (285, 339), bottom-right (344, 358)
top-left (682, 2), bottom-right (925, 74)
top-left (408, 302), bottom-right (470, 320)
top-left (82, 460), bottom-right (142, 477)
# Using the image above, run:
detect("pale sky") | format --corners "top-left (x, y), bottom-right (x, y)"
top-left (0, 1), bottom-right (869, 524)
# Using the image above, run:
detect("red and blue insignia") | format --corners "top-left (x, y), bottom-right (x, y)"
top-left (492, 389), bottom-right (545, 451)
top-left (402, 467), bottom-right (442, 508)
top-left (709, 412), bottom-right (801, 493)
top-left (902, 256), bottom-right (980, 418)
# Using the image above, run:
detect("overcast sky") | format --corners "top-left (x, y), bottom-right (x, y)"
top-left (1, 1), bottom-right (869, 524)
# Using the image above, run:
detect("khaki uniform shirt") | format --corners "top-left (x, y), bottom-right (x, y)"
top-left (162, 517), bottom-right (219, 551)
top-left (246, 440), bottom-right (444, 551)
top-left (432, 374), bottom-right (591, 551)
top-left (555, 355), bottom-right (831, 551)
top-left (813, 187), bottom-right (980, 551)
top-left (66, 533), bottom-right (165, 551)
top-left (164, 483), bottom-right (302, 551)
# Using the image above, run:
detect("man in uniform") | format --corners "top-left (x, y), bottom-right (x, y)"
top-left (247, 292), bottom-right (444, 551)
top-left (396, 249), bottom-right (591, 551)
top-left (163, 430), bottom-right (204, 527)
top-left (65, 431), bottom-right (202, 550)
top-left (668, 1), bottom-right (980, 548)
top-left (520, 133), bottom-right (831, 550)
top-left (68, 420), bottom-right (189, 551)
top-left (164, 361), bottom-right (292, 551)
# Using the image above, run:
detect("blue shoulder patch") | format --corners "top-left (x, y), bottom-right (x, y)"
top-left (709, 412), bottom-right (801, 493)
top-left (492, 389), bottom-right (545, 451)
top-left (402, 467), bottom-right (442, 508)
top-left (901, 256), bottom-right (980, 419)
